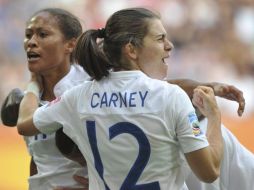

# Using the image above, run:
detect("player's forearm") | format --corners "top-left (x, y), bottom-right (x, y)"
top-left (186, 111), bottom-right (223, 183)
top-left (206, 110), bottom-right (223, 178)
top-left (17, 82), bottom-right (41, 136)
top-left (17, 92), bottom-right (40, 136)
top-left (191, 86), bottom-right (223, 182)
top-left (167, 79), bottom-right (202, 99)
top-left (167, 79), bottom-right (217, 98)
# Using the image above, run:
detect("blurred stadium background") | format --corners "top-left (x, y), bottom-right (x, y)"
top-left (0, 0), bottom-right (253, 189)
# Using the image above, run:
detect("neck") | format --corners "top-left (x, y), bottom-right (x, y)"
top-left (117, 57), bottom-right (140, 71)
top-left (41, 64), bottom-right (71, 101)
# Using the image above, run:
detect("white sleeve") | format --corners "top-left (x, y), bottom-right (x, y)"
top-left (33, 95), bottom-right (70, 134)
top-left (171, 86), bottom-right (209, 153)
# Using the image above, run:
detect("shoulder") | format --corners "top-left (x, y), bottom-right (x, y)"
top-left (53, 64), bottom-right (91, 96)
top-left (63, 64), bottom-right (91, 85)
top-left (71, 64), bottom-right (90, 81)
top-left (64, 80), bottom-right (92, 98)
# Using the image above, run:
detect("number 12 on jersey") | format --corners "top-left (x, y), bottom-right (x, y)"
top-left (86, 120), bottom-right (160, 190)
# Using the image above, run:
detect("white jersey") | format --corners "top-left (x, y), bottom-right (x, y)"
top-left (33, 71), bottom-right (209, 190)
top-left (24, 64), bottom-right (90, 190)
top-left (185, 118), bottom-right (254, 190)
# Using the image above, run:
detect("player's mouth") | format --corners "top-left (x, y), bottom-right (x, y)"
top-left (162, 56), bottom-right (169, 65)
top-left (163, 52), bottom-right (171, 64)
top-left (27, 51), bottom-right (41, 62)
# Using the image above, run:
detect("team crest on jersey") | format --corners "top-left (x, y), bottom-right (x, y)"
top-left (46, 96), bottom-right (61, 107)
top-left (188, 112), bottom-right (202, 136)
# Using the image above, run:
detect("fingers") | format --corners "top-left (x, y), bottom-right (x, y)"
top-left (192, 86), bottom-right (212, 109)
top-left (213, 83), bottom-right (245, 116)
top-left (192, 86), bottom-right (219, 118)
top-left (223, 85), bottom-right (245, 116)
top-left (194, 86), bottom-right (214, 98)
top-left (238, 98), bottom-right (245, 117)
top-left (192, 90), bottom-right (203, 108)
top-left (233, 88), bottom-right (245, 116)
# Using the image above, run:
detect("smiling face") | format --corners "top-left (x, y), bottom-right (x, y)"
top-left (136, 18), bottom-right (173, 80)
top-left (24, 12), bottom-right (71, 75)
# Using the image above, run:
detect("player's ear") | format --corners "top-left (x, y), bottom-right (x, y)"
top-left (123, 42), bottom-right (138, 60)
top-left (64, 38), bottom-right (76, 54)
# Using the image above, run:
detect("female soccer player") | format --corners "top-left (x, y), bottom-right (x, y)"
top-left (17, 7), bottom-right (223, 189)
top-left (20, 8), bottom-right (89, 190)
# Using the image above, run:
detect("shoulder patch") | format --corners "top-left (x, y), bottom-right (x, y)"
top-left (188, 112), bottom-right (202, 136)
top-left (47, 97), bottom-right (62, 107)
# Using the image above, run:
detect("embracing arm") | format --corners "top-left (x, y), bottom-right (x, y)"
top-left (17, 81), bottom-right (41, 136)
top-left (167, 79), bottom-right (199, 99)
top-left (167, 79), bottom-right (245, 116)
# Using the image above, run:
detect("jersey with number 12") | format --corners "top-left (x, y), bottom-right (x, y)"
top-left (34, 70), bottom-right (208, 190)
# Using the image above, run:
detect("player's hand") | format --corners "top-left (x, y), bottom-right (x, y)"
top-left (211, 82), bottom-right (245, 116)
top-left (54, 175), bottom-right (89, 190)
top-left (1, 88), bottom-right (24, 127)
top-left (192, 86), bottom-right (220, 119)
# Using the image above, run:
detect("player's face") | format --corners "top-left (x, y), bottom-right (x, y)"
top-left (137, 18), bottom-right (173, 80)
top-left (24, 12), bottom-right (70, 75)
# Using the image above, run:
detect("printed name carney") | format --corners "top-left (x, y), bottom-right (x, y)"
top-left (91, 91), bottom-right (148, 108)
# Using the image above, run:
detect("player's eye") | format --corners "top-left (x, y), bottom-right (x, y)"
top-left (39, 32), bottom-right (48, 38)
top-left (157, 34), bottom-right (166, 42)
top-left (25, 32), bottom-right (32, 39)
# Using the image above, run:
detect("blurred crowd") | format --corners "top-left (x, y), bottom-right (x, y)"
top-left (0, 0), bottom-right (254, 118)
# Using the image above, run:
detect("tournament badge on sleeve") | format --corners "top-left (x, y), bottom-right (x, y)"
top-left (188, 112), bottom-right (203, 136)
top-left (46, 96), bottom-right (62, 107)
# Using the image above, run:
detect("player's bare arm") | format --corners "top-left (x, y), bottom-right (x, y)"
top-left (167, 79), bottom-right (245, 116)
top-left (17, 80), bottom-right (41, 136)
top-left (185, 86), bottom-right (223, 183)
top-left (2, 79), bottom-right (245, 128)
